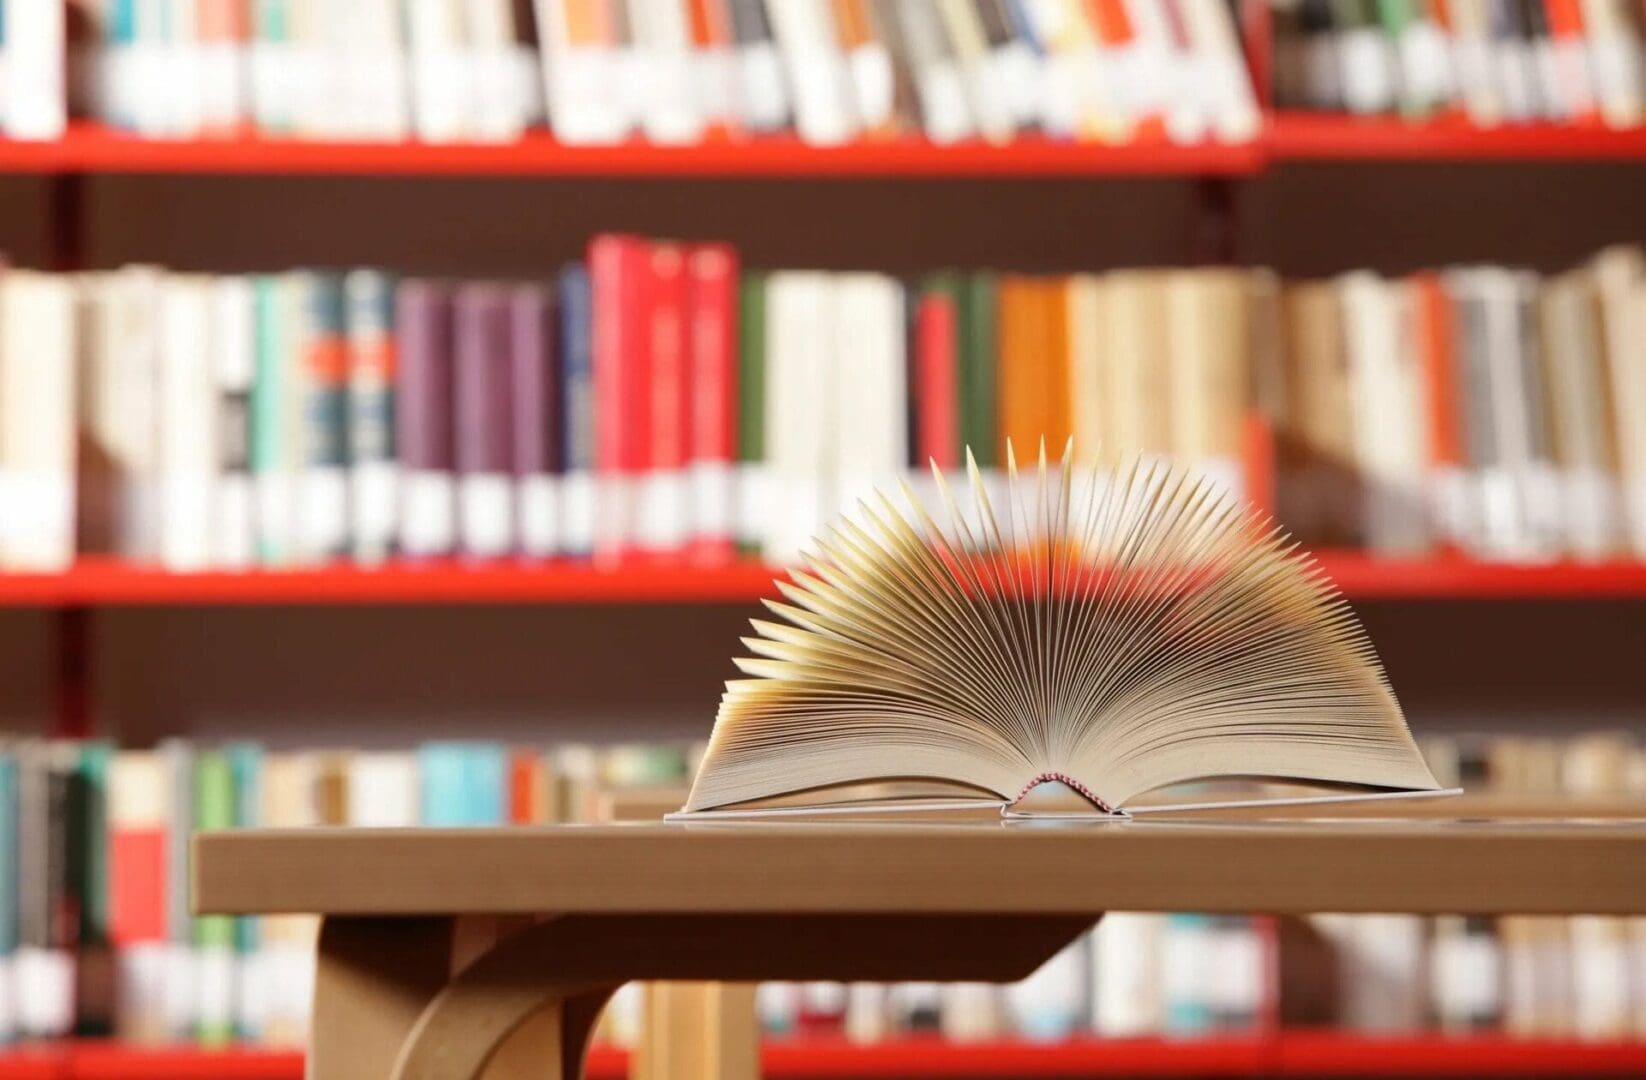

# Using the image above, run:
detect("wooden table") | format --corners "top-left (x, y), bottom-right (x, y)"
top-left (193, 819), bottom-right (1646, 1080)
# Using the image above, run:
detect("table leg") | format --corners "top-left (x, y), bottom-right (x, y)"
top-left (309, 916), bottom-right (454, 1080)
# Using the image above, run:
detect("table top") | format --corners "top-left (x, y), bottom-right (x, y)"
top-left (193, 818), bottom-right (1646, 917)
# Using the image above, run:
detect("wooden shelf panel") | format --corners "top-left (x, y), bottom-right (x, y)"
top-left (7, 1036), bottom-right (1646, 1079)
top-left (0, 555), bottom-right (1643, 607)
top-left (0, 123), bottom-right (1263, 177)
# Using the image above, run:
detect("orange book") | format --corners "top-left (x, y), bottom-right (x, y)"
top-left (509, 749), bottom-right (546, 824)
top-left (1413, 272), bottom-right (1463, 471)
top-left (1039, 278), bottom-right (1072, 454)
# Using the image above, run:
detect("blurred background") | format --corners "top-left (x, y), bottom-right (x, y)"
top-left (1, 0), bottom-right (1646, 1077)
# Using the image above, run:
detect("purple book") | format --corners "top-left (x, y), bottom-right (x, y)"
top-left (509, 283), bottom-right (559, 558)
top-left (454, 283), bottom-right (514, 559)
top-left (394, 279), bottom-right (457, 557)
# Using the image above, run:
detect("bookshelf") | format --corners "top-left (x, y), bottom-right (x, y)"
top-left (9, 1033), bottom-right (1646, 1080)
top-left (1267, 113), bottom-right (1646, 163)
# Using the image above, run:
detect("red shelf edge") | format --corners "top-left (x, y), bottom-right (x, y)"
top-left (2, 117), bottom-right (1646, 178)
top-left (0, 555), bottom-right (1643, 607)
top-left (0, 122), bottom-right (1264, 177)
top-left (9, 1035), bottom-right (1646, 1079)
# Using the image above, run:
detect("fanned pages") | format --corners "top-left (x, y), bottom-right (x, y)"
top-left (681, 441), bottom-right (1442, 816)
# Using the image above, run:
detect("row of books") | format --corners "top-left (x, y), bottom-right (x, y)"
top-left (3, 731), bottom-right (1646, 1049)
top-left (1283, 732), bottom-right (1646, 1039)
top-left (1271, 245), bottom-right (1646, 562)
top-left (0, 734), bottom-right (1263, 1049)
top-left (2, 239), bottom-right (1643, 575)
top-left (5, 0), bottom-right (1267, 147)
top-left (1272, 0), bottom-right (1646, 128)
top-left (0, 245), bottom-right (1259, 573)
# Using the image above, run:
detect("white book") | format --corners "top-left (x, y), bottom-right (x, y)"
top-left (1538, 272), bottom-right (1622, 560)
top-left (767, 0), bottom-right (858, 145)
top-left (161, 0), bottom-right (205, 136)
top-left (1091, 912), bottom-right (1162, 1036)
top-left (1346, 914), bottom-right (1426, 1032)
top-left (534, 0), bottom-right (631, 144)
top-left (938, 0), bottom-right (1004, 141)
top-left (250, 0), bottom-right (296, 133)
top-left (626, 0), bottom-right (703, 144)
top-left (1005, 938), bottom-right (1086, 1042)
top-left (197, 0), bottom-right (248, 133)
top-left (1182, 0), bottom-right (1261, 143)
top-left (346, 752), bottom-right (420, 826)
top-left (730, 0), bottom-right (789, 132)
top-left (1491, 15), bottom-right (1539, 122)
top-left (1593, 248), bottom-right (1646, 559)
top-left (843, 984), bottom-right (889, 1045)
top-left (212, 277), bottom-right (258, 569)
top-left (1430, 915), bottom-right (1503, 1032)
top-left (468, 0), bottom-right (527, 143)
top-left (1449, 0), bottom-right (1503, 126)
top-left (338, 0), bottom-right (411, 140)
top-left (763, 273), bottom-right (835, 564)
top-left (103, 269), bottom-right (164, 561)
top-left (1018, 0), bottom-right (1079, 139)
top-left (1572, 915), bottom-right (1632, 1038)
top-left (939, 983), bottom-right (1001, 1042)
top-left (832, 274), bottom-right (907, 528)
top-left (281, 0), bottom-right (332, 138)
top-left (2, 0), bottom-right (67, 138)
top-left (1583, 0), bottom-right (1645, 128)
top-left (406, 0), bottom-right (474, 142)
top-left (688, 4), bottom-right (735, 131)
top-left (1121, 0), bottom-right (1175, 134)
top-left (898, 1), bottom-right (973, 143)
top-left (1341, 273), bottom-right (1429, 556)
top-left (0, 272), bottom-right (77, 572)
top-left (157, 277), bottom-right (218, 572)
top-left (1395, 9), bottom-right (1454, 115)
top-left (983, 1), bottom-right (1040, 131)
top-left (1161, 915), bottom-right (1215, 1033)
top-left (1207, 917), bottom-right (1265, 1029)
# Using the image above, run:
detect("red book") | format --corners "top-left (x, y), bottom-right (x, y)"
top-left (588, 234), bottom-right (653, 562)
top-left (508, 749), bottom-right (541, 824)
top-left (109, 755), bottom-right (167, 949)
top-left (687, 243), bottom-right (739, 563)
top-left (642, 244), bottom-right (691, 556)
top-left (915, 290), bottom-right (961, 469)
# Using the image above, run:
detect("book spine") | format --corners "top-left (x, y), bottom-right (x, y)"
top-left (251, 276), bottom-right (293, 567)
top-left (2, 0), bottom-right (66, 138)
top-left (589, 234), bottom-right (651, 563)
top-left (557, 263), bottom-right (597, 557)
top-left (345, 270), bottom-right (399, 565)
top-left (638, 244), bottom-right (691, 556)
top-left (727, 0), bottom-right (791, 131)
top-left (687, 243), bottom-right (740, 563)
top-left (915, 279), bottom-right (962, 471)
top-left (406, 0), bottom-right (474, 142)
top-left (454, 283), bottom-right (516, 560)
top-left (191, 752), bottom-right (236, 1046)
top-left (0, 272), bottom-right (77, 572)
top-left (466, 0), bottom-right (527, 142)
top-left (735, 270), bottom-right (769, 555)
top-left (294, 273), bottom-right (349, 564)
top-left (109, 752), bottom-right (167, 1044)
top-left (510, 282), bottom-right (559, 559)
top-left (0, 754), bottom-right (16, 1046)
top-left (226, 743), bottom-right (264, 1042)
top-left (212, 277), bottom-right (257, 570)
top-left (156, 277), bottom-right (218, 573)
top-left (395, 280), bottom-right (458, 558)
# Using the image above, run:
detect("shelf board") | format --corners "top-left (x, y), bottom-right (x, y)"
top-left (0, 555), bottom-right (1644, 607)
top-left (8, 1036), bottom-right (1646, 1079)
top-left (1270, 112), bottom-right (1646, 161)
top-left (0, 122), bottom-right (1263, 177)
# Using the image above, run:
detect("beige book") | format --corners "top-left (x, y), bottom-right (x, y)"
top-left (1166, 270), bottom-right (1252, 500)
top-left (0, 271), bottom-right (77, 571)
top-left (1102, 271), bottom-right (1171, 459)
top-left (1065, 274), bottom-right (1105, 469)
top-left (677, 446), bottom-right (1443, 817)
top-left (1592, 247), bottom-right (1646, 557)
top-left (1538, 270), bottom-right (1624, 559)
top-left (1564, 733), bottom-right (1635, 1040)
top-left (258, 753), bottom-right (321, 1047)
top-left (1280, 281), bottom-right (1359, 547)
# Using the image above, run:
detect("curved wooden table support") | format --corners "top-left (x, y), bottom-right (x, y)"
top-left (361, 913), bottom-right (1091, 1080)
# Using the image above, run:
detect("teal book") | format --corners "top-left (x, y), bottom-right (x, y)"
top-left (0, 753), bottom-right (16, 1046)
top-left (227, 741), bottom-right (263, 1042)
top-left (72, 742), bottom-right (114, 1035)
top-left (251, 276), bottom-right (291, 566)
top-left (464, 745), bottom-right (507, 826)
top-left (193, 751), bottom-right (237, 1046)
top-left (418, 742), bottom-right (470, 827)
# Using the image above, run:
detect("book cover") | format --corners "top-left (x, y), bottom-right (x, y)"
top-left (454, 283), bottom-right (516, 560)
top-left (510, 281), bottom-right (560, 559)
top-left (396, 279), bottom-right (458, 558)
top-left (344, 269), bottom-right (399, 565)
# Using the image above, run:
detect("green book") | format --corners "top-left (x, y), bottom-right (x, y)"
top-left (193, 751), bottom-right (237, 1046)
top-left (71, 742), bottom-right (115, 1036)
top-left (227, 741), bottom-right (262, 1011)
top-left (736, 272), bottom-right (767, 555)
top-left (959, 273), bottom-right (999, 468)
top-left (0, 751), bottom-right (17, 982)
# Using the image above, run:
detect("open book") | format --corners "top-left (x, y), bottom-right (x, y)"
top-left (675, 443), bottom-right (1450, 820)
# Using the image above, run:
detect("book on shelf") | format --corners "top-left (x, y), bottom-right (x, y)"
top-left (22, 0), bottom-right (1264, 147)
top-left (5, 241), bottom-right (1646, 573)
top-left (1273, 0), bottom-right (1646, 129)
